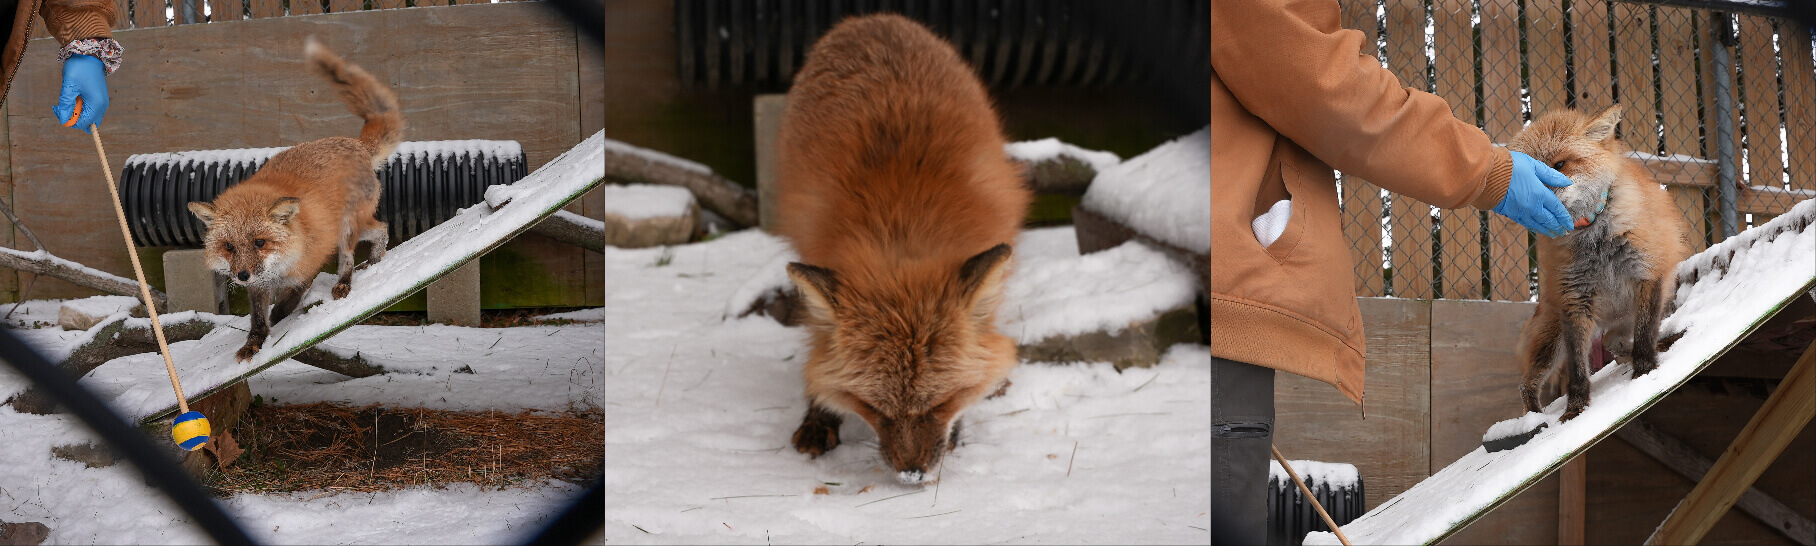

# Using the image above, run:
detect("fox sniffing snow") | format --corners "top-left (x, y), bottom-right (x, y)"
top-left (775, 14), bottom-right (1031, 484)
top-left (1509, 105), bottom-right (1692, 421)
top-left (187, 37), bottom-right (401, 362)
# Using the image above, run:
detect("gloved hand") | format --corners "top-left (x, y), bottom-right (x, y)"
top-left (1492, 151), bottom-right (1576, 238)
top-left (53, 55), bottom-right (108, 133)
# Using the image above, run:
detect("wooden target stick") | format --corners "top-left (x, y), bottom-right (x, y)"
top-left (71, 98), bottom-right (211, 451)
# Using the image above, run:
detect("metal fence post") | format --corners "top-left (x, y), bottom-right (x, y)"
top-left (1712, 12), bottom-right (1741, 239)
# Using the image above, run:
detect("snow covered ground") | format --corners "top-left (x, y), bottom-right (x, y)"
top-left (603, 227), bottom-right (1210, 544)
top-left (0, 298), bottom-right (603, 545)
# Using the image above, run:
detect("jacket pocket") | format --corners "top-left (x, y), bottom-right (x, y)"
top-left (1261, 161), bottom-right (1311, 263)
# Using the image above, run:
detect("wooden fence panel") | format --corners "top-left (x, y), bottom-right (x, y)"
top-left (291, 0), bottom-right (324, 15)
top-left (1657, 9), bottom-right (1713, 252)
top-left (207, 0), bottom-right (242, 22)
top-left (1482, 0), bottom-right (1528, 301)
top-left (1784, 24), bottom-right (1816, 192)
top-left (1615, 3), bottom-right (1659, 154)
top-left (114, 0), bottom-right (135, 29)
top-left (1527, 0), bottom-right (1570, 114)
top-left (1385, 0), bottom-right (1432, 299)
top-left (1738, 16), bottom-right (1785, 190)
top-left (1339, 0), bottom-right (1386, 296)
top-left (328, 0), bottom-right (361, 13)
top-left (133, 0), bottom-right (168, 28)
top-left (1433, 0), bottom-right (1481, 299)
top-left (1574, 0), bottom-right (1615, 108)
top-left (246, 0), bottom-right (284, 18)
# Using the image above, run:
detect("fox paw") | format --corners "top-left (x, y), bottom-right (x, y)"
top-left (235, 344), bottom-right (259, 362)
top-left (791, 421), bottom-right (840, 458)
top-left (332, 282), bottom-right (351, 300)
top-left (353, 261), bottom-right (372, 272)
top-left (1631, 354), bottom-right (1658, 378)
top-left (1560, 401), bottom-right (1588, 422)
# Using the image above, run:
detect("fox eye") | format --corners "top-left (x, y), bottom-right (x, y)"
top-left (1551, 160), bottom-right (1567, 170)
top-left (224, 243), bottom-right (234, 253)
top-left (254, 239), bottom-right (266, 248)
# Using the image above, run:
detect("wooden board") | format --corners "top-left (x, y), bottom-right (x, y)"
top-left (132, 0), bottom-right (166, 28)
top-left (1783, 24), bottom-right (1816, 192)
top-left (1441, 475), bottom-right (1561, 545)
top-left (1657, 8), bottom-right (1702, 157)
top-left (1614, 2), bottom-right (1658, 154)
top-left (1526, 0), bottom-right (1570, 114)
top-left (6, 2), bottom-right (589, 304)
top-left (290, 0), bottom-right (324, 16)
top-left (1481, 0), bottom-right (1528, 301)
top-left (1559, 455), bottom-right (1586, 544)
top-left (1572, 0), bottom-right (1615, 108)
top-left (113, 0), bottom-right (134, 29)
top-left (1739, 15), bottom-right (1786, 190)
top-left (1432, 0), bottom-right (1481, 300)
top-left (328, 0), bottom-right (361, 14)
top-left (245, 0), bottom-right (283, 19)
top-left (1274, 297), bottom-right (1431, 512)
top-left (0, 103), bottom-right (15, 302)
top-left (1386, 0), bottom-right (1431, 299)
top-left (206, 0), bottom-right (240, 22)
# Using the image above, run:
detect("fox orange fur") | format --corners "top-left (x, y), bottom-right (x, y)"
top-left (1508, 105), bottom-right (1692, 421)
top-left (775, 14), bottom-right (1031, 484)
top-left (187, 37), bottom-right (402, 362)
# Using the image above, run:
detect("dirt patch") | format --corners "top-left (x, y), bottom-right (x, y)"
top-left (212, 402), bottom-right (601, 496)
top-left (356, 308), bottom-right (596, 328)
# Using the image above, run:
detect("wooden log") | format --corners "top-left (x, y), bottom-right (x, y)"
top-left (1617, 417), bottom-right (1816, 545)
top-left (0, 246), bottom-right (166, 310)
top-left (602, 146), bottom-right (759, 228)
top-left (528, 209), bottom-right (603, 253)
top-left (3, 317), bottom-right (385, 414)
top-left (1647, 339), bottom-right (1816, 545)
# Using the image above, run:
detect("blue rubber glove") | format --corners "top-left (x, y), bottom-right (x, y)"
top-left (53, 55), bottom-right (108, 134)
top-left (1492, 151), bottom-right (1576, 238)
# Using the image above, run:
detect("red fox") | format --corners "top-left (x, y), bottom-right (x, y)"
top-left (775, 14), bottom-right (1031, 484)
top-left (186, 37), bottom-right (402, 362)
top-left (1508, 105), bottom-right (1692, 421)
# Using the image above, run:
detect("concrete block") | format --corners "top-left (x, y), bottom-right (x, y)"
top-left (753, 93), bottom-right (787, 232)
top-left (162, 249), bottom-right (228, 315)
top-left (427, 259), bottom-right (481, 327)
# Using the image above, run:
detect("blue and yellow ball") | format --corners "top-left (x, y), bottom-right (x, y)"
top-left (171, 411), bottom-right (211, 451)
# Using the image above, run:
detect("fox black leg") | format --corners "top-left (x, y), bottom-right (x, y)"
top-left (1520, 324), bottom-right (1561, 413)
top-left (238, 288), bottom-right (272, 362)
top-left (1560, 303), bottom-right (1596, 421)
top-left (1630, 279), bottom-right (1664, 378)
top-left (269, 284), bottom-right (306, 325)
top-left (791, 401), bottom-right (843, 458)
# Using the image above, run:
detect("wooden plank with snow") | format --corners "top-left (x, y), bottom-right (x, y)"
top-left (1305, 199), bottom-right (1816, 545)
top-left (114, 130), bottom-right (605, 425)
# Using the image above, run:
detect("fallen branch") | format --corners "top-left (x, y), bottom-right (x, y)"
top-left (5, 317), bottom-right (383, 414)
top-left (0, 246), bottom-right (167, 311)
top-left (530, 210), bottom-right (605, 253)
top-left (604, 139), bottom-right (759, 228)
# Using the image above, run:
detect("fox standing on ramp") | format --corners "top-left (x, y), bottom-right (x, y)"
top-left (775, 14), bottom-right (1031, 485)
top-left (187, 37), bottom-right (402, 362)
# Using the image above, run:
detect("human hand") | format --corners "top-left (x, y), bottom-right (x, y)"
top-left (54, 55), bottom-right (108, 133)
top-left (1491, 151), bottom-right (1575, 237)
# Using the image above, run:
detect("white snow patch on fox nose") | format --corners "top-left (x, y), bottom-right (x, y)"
top-left (896, 470), bottom-right (927, 484)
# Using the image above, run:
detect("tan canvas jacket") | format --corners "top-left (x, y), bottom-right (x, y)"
top-left (2, 0), bottom-right (118, 103)
top-left (1209, 0), bottom-right (1515, 403)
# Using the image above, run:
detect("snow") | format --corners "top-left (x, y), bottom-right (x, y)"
top-left (604, 138), bottom-right (714, 175)
top-left (1079, 126), bottom-right (1211, 254)
top-left (125, 140), bottom-right (523, 170)
top-left (712, 227), bottom-right (1200, 345)
top-left (57, 295), bottom-right (141, 322)
top-left (1305, 199), bottom-right (1816, 545)
top-left (603, 227), bottom-right (1209, 544)
top-left (1482, 412), bottom-right (1553, 443)
top-left (1004, 138), bottom-right (1122, 172)
top-left (1270, 459), bottom-right (1360, 490)
top-left (0, 308), bottom-right (601, 544)
top-left (599, 184), bottom-right (697, 220)
top-left (97, 131), bottom-right (605, 423)
top-left (534, 307), bottom-right (605, 323)
top-left (0, 247), bottom-right (142, 294)
top-left (1251, 199), bottom-right (1292, 248)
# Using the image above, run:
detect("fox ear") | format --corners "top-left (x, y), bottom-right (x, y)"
top-left (187, 202), bottom-right (217, 226)
top-left (1584, 104), bottom-right (1622, 142)
top-left (956, 243), bottom-right (1013, 322)
top-left (787, 262), bottom-right (840, 324)
top-left (268, 197), bottom-right (302, 224)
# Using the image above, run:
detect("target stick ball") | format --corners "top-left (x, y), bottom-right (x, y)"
top-left (171, 411), bottom-right (211, 451)
top-left (63, 98), bottom-right (82, 127)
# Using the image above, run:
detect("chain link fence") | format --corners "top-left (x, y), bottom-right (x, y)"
top-left (1337, 0), bottom-right (1815, 301)
top-left (99, 0), bottom-right (520, 28)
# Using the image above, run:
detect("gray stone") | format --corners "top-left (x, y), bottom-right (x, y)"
top-left (427, 259), bottom-right (482, 327)
top-left (0, 522), bottom-right (48, 546)
top-left (602, 202), bottom-right (698, 248)
top-left (50, 442), bottom-right (118, 468)
top-left (1016, 304), bottom-right (1202, 370)
top-left (162, 248), bottom-right (228, 314)
top-left (56, 296), bottom-right (141, 331)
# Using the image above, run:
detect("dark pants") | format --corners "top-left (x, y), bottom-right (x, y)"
top-left (1212, 357), bottom-right (1275, 545)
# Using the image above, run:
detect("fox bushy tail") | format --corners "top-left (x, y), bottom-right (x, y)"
top-left (304, 36), bottom-right (403, 169)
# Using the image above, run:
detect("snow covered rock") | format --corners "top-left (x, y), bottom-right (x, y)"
top-left (1077, 127), bottom-right (1210, 255)
top-left (57, 295), bottom-right (141, 331)
top-left (1006, 138), bottom-right (1121, 194)
top-left (601, 184), bottom-right (699, 248)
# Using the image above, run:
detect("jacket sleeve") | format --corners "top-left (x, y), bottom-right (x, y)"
top-left (39, 0), bottom-right (116, 46)
top-left (1210, 0), bottom-right (1512, 211)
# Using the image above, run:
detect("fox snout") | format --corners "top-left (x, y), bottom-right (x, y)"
top-left (877, 417), bottom-right (962, 484)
